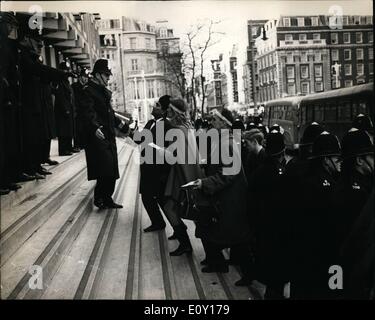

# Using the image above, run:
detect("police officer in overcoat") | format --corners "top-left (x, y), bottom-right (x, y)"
top-left (331, 128), bottom-right (374, 299)
top-left (289, 131), bottom-right (342, 299)
top-left (78, 59), bottom-right (130, 209)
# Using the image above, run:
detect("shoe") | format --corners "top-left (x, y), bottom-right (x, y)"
top-left (71, 147), bottom-right (80, 153)
top-left (0, 188), bottom-right (11, 195)
top-left (18, 173), bottom-right (36, 182)
top-left (200, 258), bottom-right (208, 265)
top-left (8, 183), bottom-right (22, 191)
top-left (144, 224), bottom-right (166, 232)
top-left (104, 201), bottom-right (123, 209)
top-left (45, 159), bottom-right (59, 165)
top-left (168, 232), bottom-right (178, 240)
top-left (235, 277), bottom-right (253, 287)
top-left (59, 152), bottom-right (73, 156)
top-left (34, 172), bottom-right (46, 180)
top-left (169, 244), bottom-right (192, 256)
top-left (201, 265), bottom-right (228, 273)
top-left (37, 168), bottom-right (52, 175)
top-left (94, 199), bottom-right (107, 210)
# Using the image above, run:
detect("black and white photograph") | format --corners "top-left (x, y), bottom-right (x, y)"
top-left (0, 0), bottom-right (373, 305)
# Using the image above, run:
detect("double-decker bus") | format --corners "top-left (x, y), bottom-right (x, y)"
top-left (263, 83), bottom-right (374, 148)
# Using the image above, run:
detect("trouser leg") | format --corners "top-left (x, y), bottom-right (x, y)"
top-left (95, 177), bottom-right (116, 203)
top-left (142, 191), bottom-right (165, 226)
top-left (201, 239), bottom-right (226, 267)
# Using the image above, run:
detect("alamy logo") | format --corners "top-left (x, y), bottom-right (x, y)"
top-left (28, 5), bottom-right (43, 33)
top-left (328, 265), bottom-right (343, 290)
top-left (28, 265), bottom-right (43, 290)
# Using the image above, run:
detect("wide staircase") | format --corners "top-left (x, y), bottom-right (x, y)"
top-left (0, 138), bottom-right (265, 300)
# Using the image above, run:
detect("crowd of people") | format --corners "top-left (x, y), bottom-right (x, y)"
top-left (1, 11), bottom-right (374, 300)
top-left (0, 12), bottom-right (89, 195)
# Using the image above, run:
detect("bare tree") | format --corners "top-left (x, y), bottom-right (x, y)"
top-left (159, 51), bottom-right (186, 98)
top-left (182, 20), bottom-right (224, 120)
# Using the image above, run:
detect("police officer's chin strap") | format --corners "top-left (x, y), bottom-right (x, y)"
top-left (98, 73), bottom-right (106, 87)
top-left (328, 157), bottom-right (340, 178)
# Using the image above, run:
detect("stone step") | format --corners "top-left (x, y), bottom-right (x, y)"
top-left (0, 143), bottom-right (84, 212)
top-left (1, 142), bottom-right (134, 299)
top-left (40, 147), bottom-right (137, 299)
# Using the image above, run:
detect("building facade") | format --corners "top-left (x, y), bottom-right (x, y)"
top-left (253, 15), bottom-right (373, 103)
top-left (206, 55), bottom-right (228, 111)
top-left (99, 18), bottom-right (183, 123)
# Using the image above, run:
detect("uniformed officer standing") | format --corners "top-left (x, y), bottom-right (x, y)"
top-left (331, 128), bottom-right (374, 299)
top-left (78, 59), bottom-right (130, 209)
top-left (290, 131), bottom-right (342, 299)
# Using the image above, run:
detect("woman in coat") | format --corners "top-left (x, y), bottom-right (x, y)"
top-left (188, 108), bottom-right (251, 273)
top-left (163, 98), bottom-right (205, 256)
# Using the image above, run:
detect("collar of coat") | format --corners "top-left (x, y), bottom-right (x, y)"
top-left (87, 79), bottom-right (112, 100)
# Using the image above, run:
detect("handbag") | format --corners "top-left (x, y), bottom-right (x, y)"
top-left (179, 188), bottom-right (220, 226)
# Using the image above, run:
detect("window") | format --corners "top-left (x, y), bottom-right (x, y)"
top-left (357, 63), bottom-right (364, 75)
top-left (146, 59), bottom-right (153, 73)
top-left (146, 80), bottom-right (154, 98)
top-left (369, 48), bottom-right (373, 60)
top-left (285, 34), bottom-right (293, 41)
top-left (301, 82), bottom-right (310, 94)
top-left (287, 52), bottom-right (293, 63)
top-left (130, 37), bottom-right (137, 49)
top-left (287, 66), bottom-right (295, 78)
top-left (343, 32), bottom-right (350, 43)
top-left (315, 81), bottom-right (323, 92)
top-left (287, 83), bottom-right (295, 95)
top-left (314, 64), bottom-right (323, 77)
top-left (356, 32), bottom-right (363, 43)
top-left (331, 33), bottom-right (338, 44)
top-left (299, 34), bottom-right (307, 41)
top-left (301, 51), bottom-right (307, 62)
top-left (283, 17), bottom-right (291, 27)
top-left (345, 80), bottom-right (353, 87)
top-left (300, 65), bottom-right (309, 79)
top-left (343, 16), bottom-right (349, 25)
top-left (315, 105), bottom-right (324, 122)
top-left (366, 16), bottom-right (373, 25)
top-left (311, 16), bottom-right (319, 26)
top-left (297, 17), bottom-right (305, 27)
top-left (356, 48), bottom-right (364, 60)
top-left (332, 49), bottom-right (339, 61)
top-left (159, 28), bottom-right (167, 38)
top-left (313, 33), bottom-right (321, 40)
top-left (369, 32), bottom-right (373, 43)
top-left (344, 64), bottom-right (352, 75)
top-left (314, 51), bottom-right (321, 62)
top-left (354, 16), bottom-right (361, 25)
top-left (145, 38), bottom-right (151, 49)
top-left (252, 26), bottom-right (258, 36)
top-left (344, 49), bottom-right (351, 60)
top-left (131, 59), bottom-right (138, 71)
top-left (370, 62), bottom-right (373, 74)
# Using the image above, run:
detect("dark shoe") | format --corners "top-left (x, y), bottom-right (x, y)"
top-left (45, 159), bottom-right (59, 165)
top-left (201, 265), bottom-right (229, 273)
top-left (168, 232), bottom-right (178, 240)
top-left (104, 201), bottom-right (123, 209)
top-left (8, 183), bottom-right (22, 191)
top-left (169, 244), bottom-right (193, 256)
top-left (0, 188), bottom-right (10, 195)
top-left (71, 147), bottom-right (80, 153)
top-left (59, 152), bottom-right (73, 156)
top-left (235, 277), bottom-right (253, 287)
top-left (144, 224), bottom-right (166, 232)
top-left (94, 199), bottom-right (107, 210)
top-left (37, 168), bottom-right (52, 175)
top-left (34, 172), bottom-right (46, 180)
top-left (18, 173), bottom-right (36, 182)
top-left (200, 258), bottom-right (208, 265)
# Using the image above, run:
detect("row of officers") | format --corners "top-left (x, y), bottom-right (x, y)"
top-left (135, 94), bottom-right (374, 300)
top-left (0, 12), bottom-right (89, 194)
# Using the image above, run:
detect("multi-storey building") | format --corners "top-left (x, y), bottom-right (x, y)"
top-left (243, 19), bottom-right (268, 107)
top-left (229, 45), bottom-right (239, 104)
top-left (206, 55), bottom-right (228, 110)
top-left (254, 15), bottom-right (373, 103)
top-left (99, 17), bottom-right (183, 123)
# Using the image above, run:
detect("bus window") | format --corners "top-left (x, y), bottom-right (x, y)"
top-left (337, 101), bottom-right (351, 122)
top-left (307, 104), bottom-right (314, 122)
top-left (325, 103), bottom-right (337, 122)
top-left (301, 106), bottom-right (306, 124)
top-left (358, 101), bottom-right (367, 115)
top-left (352, 102), bottom-right (358, 118)
top-left (315, 105), bottom-right (324, 122)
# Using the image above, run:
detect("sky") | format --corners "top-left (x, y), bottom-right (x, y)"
top-left (2, 1), bottom-right (372, 101)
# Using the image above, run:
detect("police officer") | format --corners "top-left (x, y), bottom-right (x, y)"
top-left (78, 59), bottom-right (130, 209)
top-left (248, 130), bottom-right (289, 299)
top-left (331, 128), bottom-right (374, 299)
top-left (54, 61), bottom-right (75, 156)
top-left (290, 131), bottom-right (342, 299)
top-left (352, 113), bottom-right (374, 141)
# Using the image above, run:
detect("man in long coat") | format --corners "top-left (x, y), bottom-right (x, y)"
top-left (78, 59), bottom-right (129, 209)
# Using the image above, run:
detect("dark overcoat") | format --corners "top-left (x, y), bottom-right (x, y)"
top-left (78, 80), bottom-right (123, 181)
top-left (195, 133), bottom-right (251, 246)
top-left (54, 79), bottom-right (74, 138)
